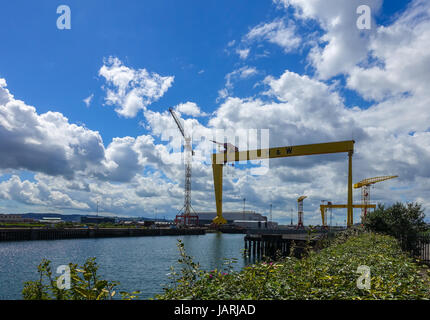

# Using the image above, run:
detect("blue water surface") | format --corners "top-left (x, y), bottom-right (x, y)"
top-left (0, 233), bottom-right (247, 299)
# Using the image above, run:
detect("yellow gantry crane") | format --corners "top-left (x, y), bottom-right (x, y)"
top-left (354, 175), bottom-right (398, 221)
top-left (211, 140), bottom-right (355, 226)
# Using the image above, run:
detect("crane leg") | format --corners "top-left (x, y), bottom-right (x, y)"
top-left (347, 151), bottom-right (353, 227)
top-left (212, 163), bottom-right (227, 225)
top-left (320, 206), bottom-right (326, 227)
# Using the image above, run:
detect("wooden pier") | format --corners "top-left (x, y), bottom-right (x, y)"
top-left (244, 233), bottom-right (325, 259)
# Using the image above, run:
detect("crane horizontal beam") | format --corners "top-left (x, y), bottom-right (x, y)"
top-left (320, 204), bottom-right (376, 227)
top-left (320, 204), bottom-right (376, 209)
top-left (353, 175), bottom-right (398, 188)
top-left (212, 140), bottom-right (354, 164)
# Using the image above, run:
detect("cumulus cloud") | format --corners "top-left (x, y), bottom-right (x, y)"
top-left (212, 70), bottom-right (363, 149)
top-left (83, 94), bottom-right (94, 107)
top-left (236, 48), bottom-right (250, 60)
top-left (217, 66), bottom-right (258, 101)
top-left (246, 19), bottom-right (301, 53)
top-left (0, 79), bottom-right (11, 105)
top-left (0, 89), bottom-right (188, 213)
top-left (0, 175), bottom-right (89, 210)
top-left (346, 0), bottom-right (430, 102)
top-left (275, 0), bottom-right (383, 79)
top-left (99, 57), bottom-right (174, 118)
top-left (175, 102), bottom-right (207, 117)
top-left (0, 78), bottom-right (176, 187)
top-left (0, 83), bottom-right (105, 179)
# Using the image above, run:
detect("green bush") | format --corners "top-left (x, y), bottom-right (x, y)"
top-left (155, 232), bottom-right (430, 300)
top-left (364, 202), bottom-right (427, 254)
top-left (22, 258), bottom-right (140, 300)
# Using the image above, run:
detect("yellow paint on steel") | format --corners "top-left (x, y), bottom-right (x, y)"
top-left (348, 152), bottom-right (353, 226)
top-left (297, 196), bottom-right (307, 202)
top-left (320, 204), bottom-right (376, 227)
top-left (353, 176), bottom-right (398, 189)
top-left (213, 140), bottom-right (355, 164)
top-left (211, 140), bottom-right (355, 226)
top-left (212, 163), bottom-right (227, 225)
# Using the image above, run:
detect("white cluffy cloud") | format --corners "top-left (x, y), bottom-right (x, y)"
top-left (346, 0), bottom-right (430, 102)
top-left (0, 175), bottom-right (90, 210)
top-left (83, 94), bottom-right (94, 107)
top-left (217, 66), bottom-right (258, 100)
top-left (99, 57), bottom-right (174, 118)
top-left (236, 48), bottom-right (250, 60)
top-left (0, 78), bottom-right (187, 214)
top-left (246, 19), bottom-right (301, 53)
top-left (0, 80), bottom-right (105, 180)
top-left (175, 102), bottom-right (207, 117)
top-left (275, 0), bottom-right (383, 79)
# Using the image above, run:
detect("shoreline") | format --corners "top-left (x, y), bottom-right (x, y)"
top-left (0, 227), bottom-right (206, 242)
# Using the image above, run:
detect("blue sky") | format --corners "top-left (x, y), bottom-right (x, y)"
top-left (1, 0), bottom-right (406, 141)
top-left (2, 0), bottom-right (283, 141)
top-left (0, 0), bottom-right (429, 225)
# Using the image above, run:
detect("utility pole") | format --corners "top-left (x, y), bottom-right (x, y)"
top-left (243, 198), bottom-right (246, 220)
top-left (330, 205), bottom-right (333, 230)
top-left (269, 203), bottom-right (272, 229)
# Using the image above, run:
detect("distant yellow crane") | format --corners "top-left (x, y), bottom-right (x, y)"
top-left (353, 175), bottom-right (398, 221)
top-left (297, 196), bottom-right (307, 228)
top-left (320, 204), bottom-right (376, 227)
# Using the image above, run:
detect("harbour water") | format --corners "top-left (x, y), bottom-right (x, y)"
top-left (0, 233), bottom-right (246, 300)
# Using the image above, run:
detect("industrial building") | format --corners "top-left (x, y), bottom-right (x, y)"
top-left (39, 217), bottom-right (63, 224)
top-left (232, 220), bottom-right (278, 230)
top-left (196, 211), bottom-right (267, 226)
top-left (80, 216), bottom-right (116, 224)
top-left (0, 214), bottom-right (36, 223)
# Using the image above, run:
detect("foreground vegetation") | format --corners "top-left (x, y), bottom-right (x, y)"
top-left (23, 202), bottom-right (430, 300)
top-left (22, 258), bottom-right (140, 300)
top-left (23, 230), bottom-right (429, 300)
top-left (155, 229), bottom-right (430, 300)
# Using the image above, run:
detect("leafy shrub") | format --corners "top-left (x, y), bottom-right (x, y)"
top-left (364, 202), bottom-right (427, 254)
top-left (22, 258), bottom-right (140, 300)
top-left (155, 233), bottom-right (430, 300)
